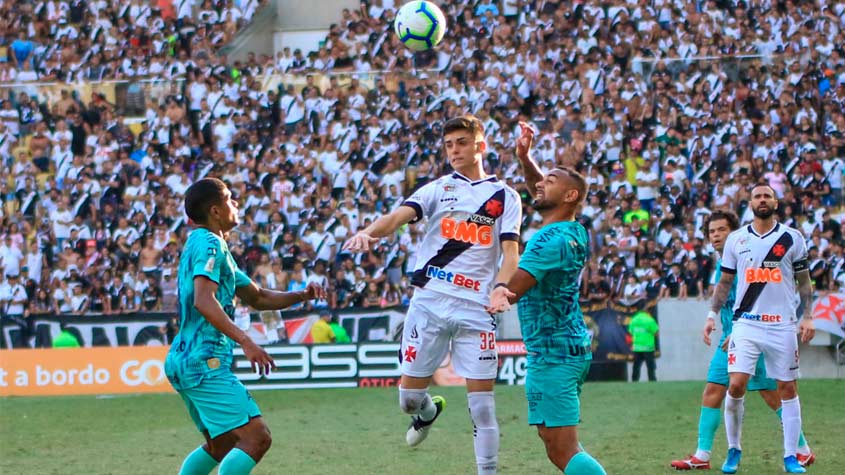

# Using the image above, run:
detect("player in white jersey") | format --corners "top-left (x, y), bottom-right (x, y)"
top-left (343, 115), bottom-right (521, 475)
top-left (709, 184), bottom-right (815, 474)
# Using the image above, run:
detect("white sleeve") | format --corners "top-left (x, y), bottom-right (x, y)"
top-left (401, 181), bottom-right (439, 224)
top-left (500, 187), bottom-right (522, 242)
top-left (720, 232), bottom-right (738, 273)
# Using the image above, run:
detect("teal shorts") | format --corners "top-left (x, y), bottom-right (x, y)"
top-left (177, 372), bottom-right (261, 438)
top-left (707, 342), bottom-right (777, 392)
top-left (525, 358), bottom-right (591, 427)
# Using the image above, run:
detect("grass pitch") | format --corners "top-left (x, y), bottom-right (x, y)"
top-left (1, 380), bottom-right (843, 474)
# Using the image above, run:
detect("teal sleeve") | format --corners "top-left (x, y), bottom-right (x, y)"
top-left (235, 269), bottom-right (252, 288)
top-left (519, 231), bottom-right (564, 282)
top-left (191, 238), bottom-right (224, 284)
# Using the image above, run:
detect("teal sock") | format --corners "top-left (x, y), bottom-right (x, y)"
top-left (698, 406), bottom-right (722, 452)
top-left (219, 448), bottom-right (257, 475)
top-left (179, 446), bottom-right (218, 475)
top-left (564, 451), bottom-right (607, 475)
top-left (776, 407), bottom-right (808, 448)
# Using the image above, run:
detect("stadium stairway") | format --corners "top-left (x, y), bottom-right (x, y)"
top-left (218, 0), bottom-right (279, 61)
top-left (219, 0), bottom-right (359, 63)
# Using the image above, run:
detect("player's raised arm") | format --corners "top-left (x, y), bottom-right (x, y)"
top-left (345, 180), bottom-right (438, 252)
top-left (343, 205), bottom-right (418, 252)
top-left (235, 278), bottom-right (326, 311)
top-left (515, 121), bottom-right (543, 198)
top-left (193, 276), bottom-right (275, 375)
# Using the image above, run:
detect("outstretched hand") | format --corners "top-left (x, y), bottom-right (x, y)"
top-left (343, 232), bottom-right (379, 252)
top-left (486, 286), bottom-right (516, 314)
top-left (303, 282), bottom-right (327, 301)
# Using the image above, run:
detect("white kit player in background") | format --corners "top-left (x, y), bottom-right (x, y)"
top-left (709, 184), bottom-right (815, 474)
top-left (343, 115), bottom-right (521, 475)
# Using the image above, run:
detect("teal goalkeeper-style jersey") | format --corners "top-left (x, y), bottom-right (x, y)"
top-left (712, 259), bottom-right (737, 343)
top-left (165, 228), bottom-right (252, 390)
top-left (517, 221), bottom-right (591, 364)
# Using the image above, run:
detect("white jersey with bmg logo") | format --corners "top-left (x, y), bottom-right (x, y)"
top-left (720, 222), bottom-right (808, 329)
top-left (402, 172), bottom-right (522, 306)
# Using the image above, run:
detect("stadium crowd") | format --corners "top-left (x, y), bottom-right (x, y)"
top-left (1, 1), bottom-right (845, 342)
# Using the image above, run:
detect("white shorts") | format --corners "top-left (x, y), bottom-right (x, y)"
top-left (727, 322), bottom-right (800, 382)
top-left (401, 288), bottom-right (498, 380)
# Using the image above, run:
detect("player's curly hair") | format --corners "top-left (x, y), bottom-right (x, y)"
top-left (704, 209), bottom-right (740, 233)
top-left (443, 115), bottom-right (485, 139)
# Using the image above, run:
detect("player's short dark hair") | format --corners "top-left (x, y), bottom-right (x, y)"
top-left (705, 209), bottom-right (740, 232)
top-left (443, 115), bottom-right (485, 139)
top-left (558, 167), bottom-right (587, 203)
top-left (184, 178), bottom-right (228, 224)
top-left (750, 183), bottom-right (777, 196)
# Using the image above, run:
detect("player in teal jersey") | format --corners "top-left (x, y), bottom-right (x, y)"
top-left (487, 123), bottom-right (606, 475)
top-left (166, 178), bottom-right (325, 475)
top-left (670, 210), bottom-right (814, 471)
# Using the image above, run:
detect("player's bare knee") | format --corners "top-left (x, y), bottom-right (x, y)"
top-left (257, 428), bottom-right (272, 454)
top-left (777, 381), bottom-right (797, 400)
top-left (727, 385), bottom-right (745, 398)
top-left (247, 425), bottom-right (272, 455)
top-left (702, 383), bottom-right (726, 407)
top-left (727, 378), bottom-right (747, 398)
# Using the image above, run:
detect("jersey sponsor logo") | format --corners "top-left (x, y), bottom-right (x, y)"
top-left (762, 260), bottom-right (780, 268)
top-left (410, 325), bottom-right (418, 339)
top-left (207, 247), bottom-right (217, 256)
top-left (440, 196), bottom-right (458, 203)
top-left (204, 256), bottom-right (216, 273)
top-left (440, 217), bottom-right (493, 246)
top-left (468, 214), bottom-right (496, 226)
top-left (443, 184), bottom-right (456, 192)
top-left (425, 265), bottom-right (482, 291)
top-left (744, 267), bottom-right (783, 283)
top-left (740, 312), bottom-right (783, 322)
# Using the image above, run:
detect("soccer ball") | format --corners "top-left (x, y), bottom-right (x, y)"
top-left (394, 1), bottom-right (447, 52)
